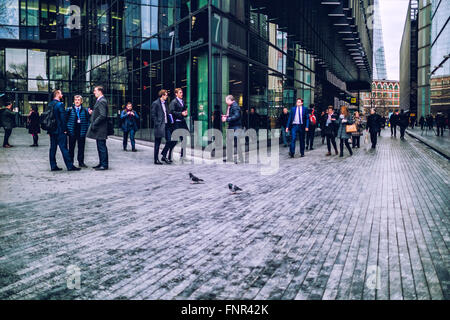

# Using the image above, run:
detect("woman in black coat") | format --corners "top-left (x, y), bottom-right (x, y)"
top-left (27, 105), bottom-right (41, 147)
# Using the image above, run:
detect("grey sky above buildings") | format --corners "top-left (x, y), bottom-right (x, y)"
top-left (379, 0), bottom-right (410, 81)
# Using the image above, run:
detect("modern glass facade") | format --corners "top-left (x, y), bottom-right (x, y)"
top-left (430, 0), bottom-right (450, 115)
top-left (1, 0), bottom-right (373, 142)
top-left (417, 0), bottom-right (431, 119)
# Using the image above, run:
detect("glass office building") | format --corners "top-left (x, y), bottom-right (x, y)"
top-left (1, 0), bottom-right (373, 142)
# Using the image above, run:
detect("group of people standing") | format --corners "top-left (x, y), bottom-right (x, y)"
top-left (419, 113), bottom-right (448, 136)
top-left (280, 101), bottom-right (382, 159)
top-left (389, 110), bottom-right (409, 140)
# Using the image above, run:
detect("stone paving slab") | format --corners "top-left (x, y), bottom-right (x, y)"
top-left (406, 127), bottom-right (450, 159)
top-left (0, 128), bottom-right (449, 300)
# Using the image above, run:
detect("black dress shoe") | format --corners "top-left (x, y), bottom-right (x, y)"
top-left (132, 149), bottom-right (137, 152)
top-left (92, 164), bottom-right (102, 169)
top-left (51, 167), bottom-right (63, 172)
top-left (94, 166), bottom-right (108, 171)
top-left (301, 154), bottom-right (305, 158)
top-left (289, 152), bottom-right (294, 158)
top-left (79, 163), bottom-right (88, 168)
top-left (161, 156), bottom-right (172, 164)
top-left (154, 160), bottom-right (163, 165)
top-left (68, 167), bottom-right (81, 171)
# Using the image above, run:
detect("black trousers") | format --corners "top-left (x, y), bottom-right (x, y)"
top-left (306, 126), bottom-right (316, 149)
top-left (96, 139), bottom-right (108, 168)
top-left (32, 133), bottom-right (39, 145)
top-left (340, 138), bottom-right (352, 156)
top-left (352, 136), bottom-right (361, 148)
top-left (69, 127), bottom-right (86, 164)
top-left (400, 126), bottom-right (406, 139)
top-left (370, 131), bottom-right (378, 148)
top-left (161, 127), bottom-right (177, 159)
top-left (391, 125), bottom-right (397, 136)
top-left (326, 134), bottom-right (337, 153)
top-left (154, 137), bottom-right (162, 162)
top-left (436, 126), bottom-right (444, 136)
top-left (3, 128), bottom-right (12, 146)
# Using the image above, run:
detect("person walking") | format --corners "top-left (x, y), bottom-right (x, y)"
top-left (67, 95), bottom-right (90, 168)
top-left (222, 95), bottom-right (243, 163)
top-left (87, 86), bottom-right (109, 171)
top-left (319, 110), bottom-right (327, 145)
top-left (366, 108), bottom-right (381, 149)
top-left (47, 90), bottom-right (80, 171)
top-left (120, 102), bottom-right (139, 152)
top-left (390, 110), bottom-right (399, 138)
top-left (426, 114), bottom-right (433, 130)
top-left (399, 110), bottom-right (409, 140)
top-left (248, 107), bottom-right (260, 133)
top-left (151, 89), bottom-right (173, 165)
top-left (169, 88), bottom-right (189, 160)
top-left (419, 116), bottom-right (425, 130)
top-left (1, 102), bottom-right (16, 148)
top-left (336, 106), bottom-right (353, 157)
top-left (306, 105), bottom-right (317, 150)
top-left (352, 111), bottom-right (363, 149)
top-left (323, 106), bottom-right (338, 156)
top-left (435, 112), bottom-right (445, 137)
top-left (286, 98), bottom-right (309, 158)
top-left (279, 107), bottom-right (290, 147)
top-left (27, 105), bottom-right (40, 147)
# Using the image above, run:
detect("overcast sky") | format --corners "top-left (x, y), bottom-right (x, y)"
top-left (379, 0), bottom-right (410, 81)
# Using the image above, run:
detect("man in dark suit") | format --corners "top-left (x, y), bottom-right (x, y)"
top-left (222, 95), bottom-right (243, 163)
top-left (48, 90), bottom-right (80, 171)
top-left (66, 95), bottom-right (90, 168)
top-left (151, 89), bottom-right (174, 165)
top-left (366, 108), bottom-right (382, 149)
top-left (169, 88), bottom-right (189, 160)
top-left (87, 86), bottom-right (109, 170)
top-left (389, 111), bottom-right (399, 138)
top-left (286, 98), bottom-right (309, 158)
top-left (1, 102), bottom-right (16, 148)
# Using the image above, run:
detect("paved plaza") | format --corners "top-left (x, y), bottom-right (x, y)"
top-left (0, 128), bottom-right (449, 300)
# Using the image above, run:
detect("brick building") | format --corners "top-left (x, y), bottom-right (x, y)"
top-left (361, 80), bottom-right (400, 116)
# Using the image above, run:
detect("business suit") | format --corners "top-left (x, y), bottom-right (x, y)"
top-left (87, 96), bottom-right (109, 168)
top-left (48, 100), bottom-right (75, 170)
top-left (367, 113), bottom-right (381, 148)
top-left (151, 98), bottom-right (174, 163)
top-left (169, 97), bottom-right (188, 158)
top-left (286, 105), bottom-right (309, 156)
top-left (67, 104), bottom-right (90, 166)
top-left (1, 108), bottom-right (16, 147)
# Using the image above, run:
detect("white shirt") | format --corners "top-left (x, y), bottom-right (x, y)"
top-left (176, 97), bottom-right (184, 106)
top-left (293, 106), bottom-right (303, 125)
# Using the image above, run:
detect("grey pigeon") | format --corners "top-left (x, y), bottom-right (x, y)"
top-left (228, 183), bottom-right (243, 194)
top-left (189, 173), bottom-right (204, 184)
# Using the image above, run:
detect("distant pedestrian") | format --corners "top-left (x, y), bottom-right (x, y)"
top-left (47, 90), bottom-right (80, 171)
top-left (399, 110), bottom-right (409, 140)
top-left (366, 108), bottom-right (381, 149)
top-left (67, 95), bottom-right (90, 167)
top-left (419, 116), bottom-right (425, 130)
top-left (336, 106), bottom-right (353, 157)
top-left (286, 98), bottom-right (309, 158)
top-left (426, 114), bottom-right (433, 130)
top-left (1, 102), bottom-right (16, 148)
top-left (222, 95), bottom-right (243, 163)
top-left (27, 105), bottom-right (40, 147)
top-left (87, 86), bottom-right (109, 171)
top-left (436, 112), bottom-right (445, 137)
top-left (352, 111), bottom-right (363, 149)
top-left (279, 107), bottom-right (290, 147)
top-left (120, 102), bottom-right (139, 152)
top-left (306, 105), bottom-right (317, 150)
top-left (323, 106), bottom-right (338, 156)
top-left (319, 110), bottom-right (327, 145)
top-left (390, 111), bottom-right (399, 138)
top-left (248, 107), bottom-right (260, 132)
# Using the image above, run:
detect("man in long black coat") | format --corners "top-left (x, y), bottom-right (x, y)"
top-left (87, 86), bottom-right (109, 170)
top-left (366, 108), bottom-right (381, 149)
top-left (169, 88), bottom-right (189, 160)
top-left (151, 89), bottom-right (174, 165)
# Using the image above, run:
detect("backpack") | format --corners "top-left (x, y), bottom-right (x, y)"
top-left (309, 113), bottom-right (317, 126)
top-left (40, 101), bottom-right (57, 131)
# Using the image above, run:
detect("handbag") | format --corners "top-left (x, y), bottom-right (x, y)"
top-left (346, 124), bottom-right (357, 133)
top-left (364, 132), bottom-right (369, 144)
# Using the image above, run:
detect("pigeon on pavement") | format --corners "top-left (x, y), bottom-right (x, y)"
top-left (189, 173), bottom-right (204, 184)
top-left (228, 183), bottom-right (243, 194)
